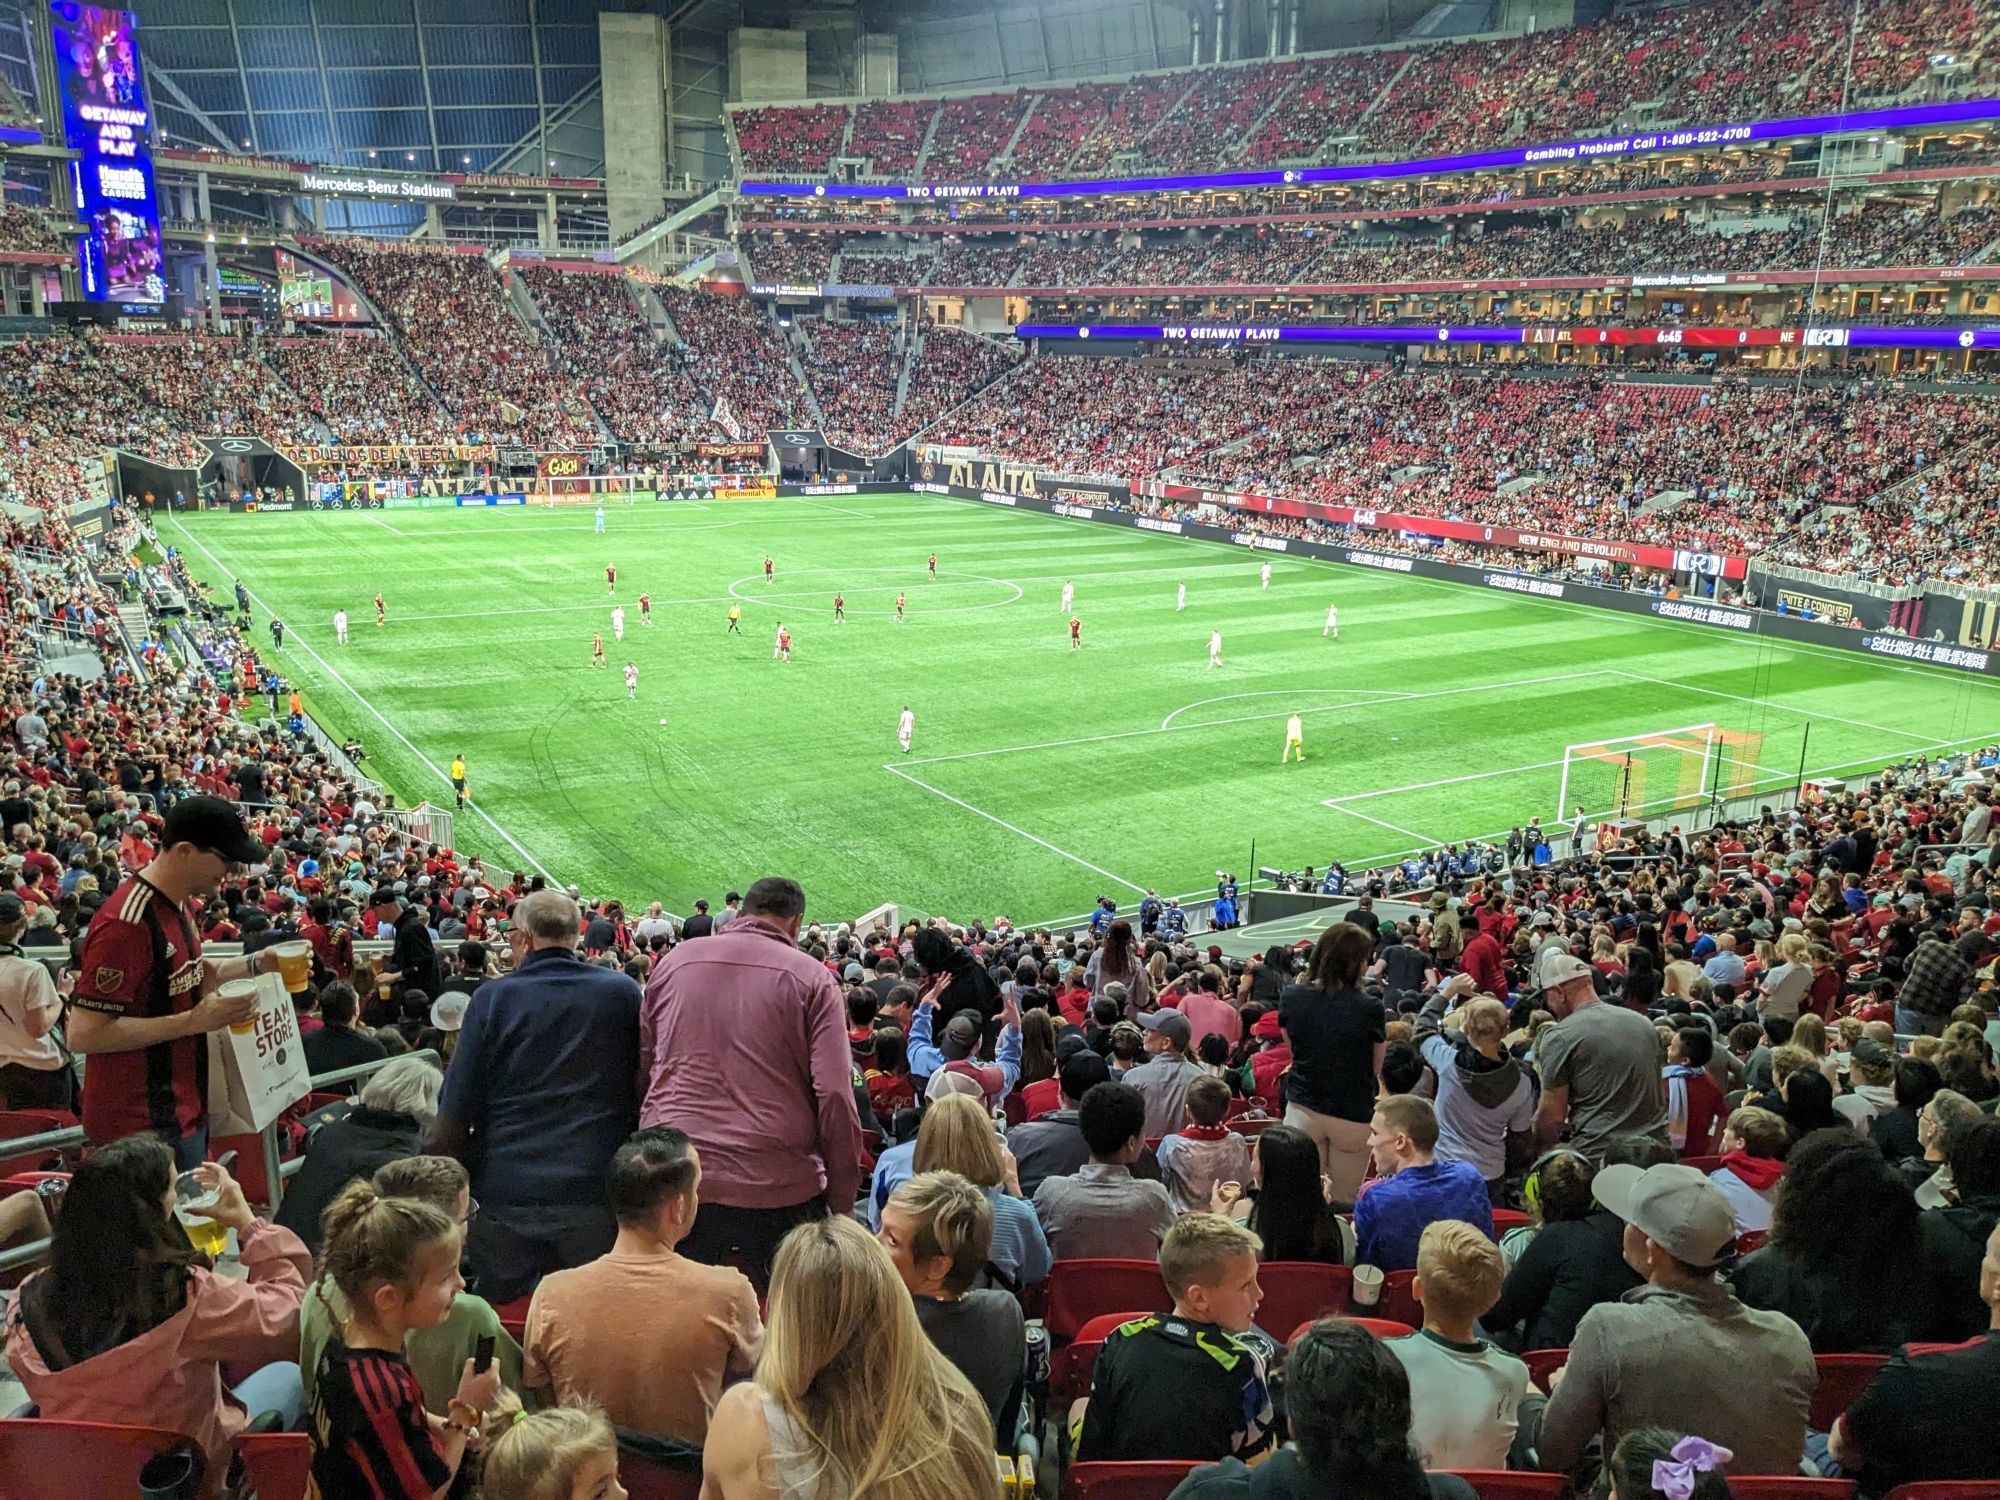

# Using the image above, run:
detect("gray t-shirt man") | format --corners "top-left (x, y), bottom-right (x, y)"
top-left (1536, 998), bottom-right (1669, 1157)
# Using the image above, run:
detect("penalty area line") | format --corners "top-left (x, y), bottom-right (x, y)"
top-left (167, 517), bottom-right (560, 883)
top-left (881, 761), bottom-right (1148, 895)
top-left (1322, 803), bottom-right (1447, 846)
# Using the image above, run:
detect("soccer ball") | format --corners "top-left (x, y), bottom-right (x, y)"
top-left (658, 717), bottom-right (668, 725)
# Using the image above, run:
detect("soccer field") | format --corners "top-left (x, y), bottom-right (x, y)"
top-left (166, 493), bottom-right (2000, 927)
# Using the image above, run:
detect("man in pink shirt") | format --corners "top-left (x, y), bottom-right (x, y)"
top-left (1167, 968), bottom-right (1241, 1046)
top-left (638, 875), bottom-right (866, 1287)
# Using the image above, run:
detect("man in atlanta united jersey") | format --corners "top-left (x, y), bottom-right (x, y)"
top-left (639, 592), bottom-right (652, 625)
top-left (606, 563), bottom-right (617, 595)
top-left (68, 797), bottom-right (279, 1168)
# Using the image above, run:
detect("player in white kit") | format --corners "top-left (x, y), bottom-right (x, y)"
top-left (1323, 603), bottom-right (1339, 638)
top-left (1208, 630), bottom-right (1222, 668)
top-left (612, 605), bottom-right (625, 641)
top-left (594, 505), bottom-right (605, 533)
top-left (1176, 582), bottom-right (1186, 612)
top-left (898, 705), bottom-right (914, 753)
top-left (773, 622), bottom-right (786, 659)
top-left (1260, 561), bottom-right (1271, 590)
top-left (624, 662), bottom-right (638, 699)
top-left (1060, 580), bottom-right (1074, 613)
top-left (333, 609), bottom-right (348, 645)
top-left (1283, 712), bottom-right (1304, 763)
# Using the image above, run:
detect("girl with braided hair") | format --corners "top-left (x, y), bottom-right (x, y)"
top-left (306, 1179), bottom-right (501, 1499)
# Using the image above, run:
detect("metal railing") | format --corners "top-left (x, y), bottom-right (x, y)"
top-left (0, 1049), bottom-right (439, 1276)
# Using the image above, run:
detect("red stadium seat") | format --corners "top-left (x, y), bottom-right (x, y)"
top-left (1445, 1471), bottom-right (1569, 1500)
top-left (494, 1294), bottom-right (532, 1342)
top-left (1254, 1263), bottom-right (1352, 1335)
top-left (1227, 1118), bottom-right (1277, 1138)
top-left (1064, 1460), bottom-right (1202, 1500)
top-left (1376, 1269), bottom-right (1422, 1328)
top-left (1042, 1260), bottom-right (1172, 1343)
top-left (1489, 1208), bottom-right (1532, 1234)
top-left (1737, 1229), bottom-right (1769, 1253)
top-left (0, 1418), bottom-right (192, 1500)
top-left (1808, 1354), bottom-right (1888, 1432)
top-left (1520, 1348), bottom-right (1569, 1393)
top-left (1730, 1480), bottom-right (1859, 1499)
top-left (1883, 1487), bottom-right (2000, 1500)
top-left (1051, 1311), bottom-right (1153, 1404)
top-left (234, 1431), bottom-right (311, 1500)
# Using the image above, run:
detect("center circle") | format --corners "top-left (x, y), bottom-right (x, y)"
top-left (726, 566), bottom-right (1023, 615)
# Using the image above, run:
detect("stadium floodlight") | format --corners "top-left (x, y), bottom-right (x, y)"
top-left (1555, 723), bottom-right (1767, 829)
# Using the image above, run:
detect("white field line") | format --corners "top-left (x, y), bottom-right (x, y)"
top-left (882, 761), bottom-right (1147, 894)
top-left (168, 518), bottom-right (560, 881)
top-left (797, 498), bottom-right (878, 520)
top-left (903, 669), bottom-right (1613, 769)
top-left (1322, 755), bottom-right (1572, 806)
top-left (1307, 727), bottom-right (2000, 875)
top-left (908, 490), bottom-right (2000, 693)
top-left (1162, 687), bottom-right (1415, 730)
top-left (365, 517), bottom-right (408, 537)
top-left (1324, 804), bottom-right (1446, 846)
top-left (1606, 669), bottom-right (1938, 743)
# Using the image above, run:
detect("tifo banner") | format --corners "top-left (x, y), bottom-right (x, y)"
top-left (291, 443), bottom-right (496, 467)
top-left (697, 442), bottom-right (767, 459)
top-left (537, 452), bottom-right (589, 478)
top-left (1154, 484), bottom-right (1749, 581)
top-left (914, 454), bottom-right (1132, 502)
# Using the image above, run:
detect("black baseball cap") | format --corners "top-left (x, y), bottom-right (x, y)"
top-left (0, 893), bottom-right (24, 923)
top-left (162, 795), bottom-right (264, 865)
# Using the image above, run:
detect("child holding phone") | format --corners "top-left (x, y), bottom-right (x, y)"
top-left (307, 1180), bottom-right (502, 1500)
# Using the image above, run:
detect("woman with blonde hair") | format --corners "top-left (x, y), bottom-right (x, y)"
top-left (481, 1396), bottom-right (627, 1500)
top-left (700, 1215), bottom-right (1000, 1500)
top-left (911, 1093), bottom-right (1049, 1290)
top-left (869, 1093), bottom-right (1049, 1289)
top-left (1760, 932), bottom-right (1814, 1021)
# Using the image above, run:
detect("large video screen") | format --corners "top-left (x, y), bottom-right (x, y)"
top-left (50, 3), bottom-right (162, 304)
top-left (274, 248), bottom-right (366, 322)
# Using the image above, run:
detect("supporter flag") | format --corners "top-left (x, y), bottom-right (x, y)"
top-left (499, 398), bottom-right (523, 425)
top-left (712, 393), bottom-right (743, 442)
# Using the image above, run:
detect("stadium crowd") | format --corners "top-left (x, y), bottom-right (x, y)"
top-left (262, 332), bottom-right (458, 447)
top-left (7, 515), bottom-right (2000, 1496)
top-left (517, 263), bottom-right (714, 449)
top-left (940, 357), bottom-right (2000, 579)
top-left (730, 0), bottom-right (2000, 179)
top-left (310, 240), bottom-right (600, 450)
top-left (656, 286), bottom-right (812, 436)
top-left (794, 317), bottom-right (907, 452)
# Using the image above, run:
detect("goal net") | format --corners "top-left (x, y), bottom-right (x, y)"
top-left (1555, 723), bottom-right (1767, 827)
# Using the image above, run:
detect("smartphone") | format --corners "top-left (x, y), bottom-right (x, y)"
top-left (473, 1335), bottom-right (496, 1374)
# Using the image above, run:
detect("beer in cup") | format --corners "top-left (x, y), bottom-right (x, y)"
top-left (216, 978), bottom-right (260, 1035)
top-left (273, 940), bottom-right (312, 993)
top-left (1352, 1263), bottom-right (1385, 1308)
top-left (173, 1171), bottom-right (230, 1257)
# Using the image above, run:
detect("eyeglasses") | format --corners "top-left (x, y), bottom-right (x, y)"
top-left (459, 1196), bottom-right (480, 1227)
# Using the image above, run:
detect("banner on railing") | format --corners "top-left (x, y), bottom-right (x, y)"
top-left (1152, 484), bottom-right (1749, 580)
top-left (290, 443), bottom-right (497, 468)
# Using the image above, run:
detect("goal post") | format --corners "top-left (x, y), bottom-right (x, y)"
top-left (1556, 723), bottom-right (1768, 829)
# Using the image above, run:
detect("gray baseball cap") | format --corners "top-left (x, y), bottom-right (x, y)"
top-left (1592, 1162), bottom-right (1738, 1269)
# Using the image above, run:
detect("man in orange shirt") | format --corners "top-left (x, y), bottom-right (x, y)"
top-left (523, 1127), bottom-right (761, 1441)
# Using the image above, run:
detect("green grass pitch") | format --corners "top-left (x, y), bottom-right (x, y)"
top-left (164, 493), bottom-right (2000, 927)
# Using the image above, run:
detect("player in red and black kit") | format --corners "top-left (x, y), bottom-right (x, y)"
top-left (638, 592), bottom-right (652, 626)
top-left (833, 592), bottom-right (845, 624)
top-left (927, 553), bottom-right (937, 580)
top-left (1069, 615), bottom-right (1082, 649)
top-left (67, 797), bottom-right (275, 1169)
top-left (591, 632), bottom-right (606, 668)
top-left (374, 592), bottom-right (385, 628)
top-left (606, 564), bottom-right (616, 595)
top-left (764, 555), bottom-right (774, 581)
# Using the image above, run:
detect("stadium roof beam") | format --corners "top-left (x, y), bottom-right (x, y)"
top-left (148, 67), bottom-right (242, 157)
top-left (408, 0), bottom-right (443, 173)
